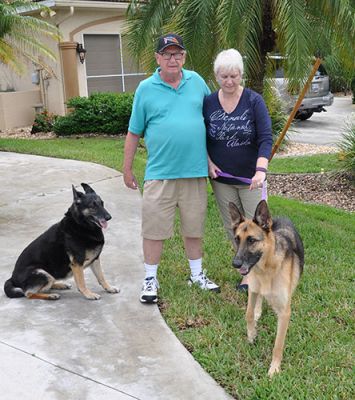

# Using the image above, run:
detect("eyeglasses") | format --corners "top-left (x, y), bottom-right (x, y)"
top-left (159, 52), bottom-right (184, 60)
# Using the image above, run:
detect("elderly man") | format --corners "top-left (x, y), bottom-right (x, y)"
top-left (123, 33), bottom-right (220, 303)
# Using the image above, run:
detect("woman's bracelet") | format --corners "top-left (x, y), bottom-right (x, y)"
top-left (255, 167), bottom-right (267, 173)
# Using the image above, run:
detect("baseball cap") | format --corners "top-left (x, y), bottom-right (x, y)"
top-left (156, 33), bottom-right (185, 53)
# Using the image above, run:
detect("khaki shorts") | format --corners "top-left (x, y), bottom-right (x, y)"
top-left (142, 178), bottom-right (207, 240)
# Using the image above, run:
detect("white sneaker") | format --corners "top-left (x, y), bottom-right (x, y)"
top-left (140, 277), bottom-right (159, 303)
top-left (188, 270), bottom-right (220, 292)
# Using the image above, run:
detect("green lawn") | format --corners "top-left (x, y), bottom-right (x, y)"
top-left (1, 137), bottom-right (354, 400)
top-left (269, 153), bottom-right (339, 173)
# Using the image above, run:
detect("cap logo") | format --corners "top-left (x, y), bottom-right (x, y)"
top-left (164, 36), bottom-right (179, 45)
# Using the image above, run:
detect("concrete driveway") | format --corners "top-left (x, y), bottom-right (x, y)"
top-left (288, 95), bottom-right (354, 146)
top-left (0, 152), bottom-right (233, 400)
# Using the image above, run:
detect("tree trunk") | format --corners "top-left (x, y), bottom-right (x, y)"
top-left (248, 0), bottom-right (276, 94)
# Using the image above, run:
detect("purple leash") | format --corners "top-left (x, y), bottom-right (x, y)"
top-left (216, 171), bottom-right (268, 201)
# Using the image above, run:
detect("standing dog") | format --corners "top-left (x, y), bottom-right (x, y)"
top-left (4, 183), bottom-right (119, 300)
top-left (229, 200), bottom-right (304, 376)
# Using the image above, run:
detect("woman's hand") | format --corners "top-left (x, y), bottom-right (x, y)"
top-left (250, 171), bottom-right (266, 190)
top-left (208, 158), bottom-right (221, 179)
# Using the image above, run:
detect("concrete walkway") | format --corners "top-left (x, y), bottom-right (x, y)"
top-left (0, 152), bottom-right (233, 400)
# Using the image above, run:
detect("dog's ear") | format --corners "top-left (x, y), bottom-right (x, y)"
top-left (253, 200), bottom-right (272, 232)
top-left (229, 202), bottom-right (244, 228)
top-left (81, 183), bottom-right (96, 194)
top-left (72, 185), bottom-right (83, 202)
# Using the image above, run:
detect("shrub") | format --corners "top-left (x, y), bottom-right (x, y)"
top-left (31, 109), bottom-right (58, 133)
top-left (51, 115), bottom-right (78, 136)
top-left (337, 117), bottom-right (355, 178)
top-left (351, 78), bottom-right (355, 104)
top-left (53, 92), bottom-right (134, 136)
top-left (263, 84), bottom-right (289, 148)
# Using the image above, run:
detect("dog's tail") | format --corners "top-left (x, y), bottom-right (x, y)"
top-left (4, 278), bottom-right (25, 298)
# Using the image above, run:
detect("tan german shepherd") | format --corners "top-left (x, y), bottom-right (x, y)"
top-left (229, 200), bottom-right (304, 377)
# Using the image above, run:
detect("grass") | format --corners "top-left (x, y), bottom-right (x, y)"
top-left (0, 137), bottom-right (147, 184)
top-left (1, 137), bottom-right (354, 400)
top-left (269, 153), bottom-right (339, 174)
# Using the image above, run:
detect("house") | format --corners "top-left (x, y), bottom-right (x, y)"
top-left (0, 0), bottom-right (146, 130)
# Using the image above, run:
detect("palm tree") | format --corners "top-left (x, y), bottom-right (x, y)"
top-left (0, 0), bottom-right (60, 74)
top-left (125, 0), bottom-right (355, 94)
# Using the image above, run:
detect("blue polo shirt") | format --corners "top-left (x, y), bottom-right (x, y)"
top-left (129, 68), bottom-right (210, 181)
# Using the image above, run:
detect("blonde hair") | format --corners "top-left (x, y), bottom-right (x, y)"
top-left (214, 49), bottom-right (244, 76)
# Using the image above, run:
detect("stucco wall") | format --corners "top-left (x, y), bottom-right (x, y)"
top-left (0, 4), bottom-right (128, 128)
top-left (0, 90), bottom-right (41, 130)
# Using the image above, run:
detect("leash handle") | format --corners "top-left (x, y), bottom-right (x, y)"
top-left (216, 171), bottom-right (267, 201)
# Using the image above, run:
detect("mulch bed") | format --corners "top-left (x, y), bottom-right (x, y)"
top-left (268, 172), bottom-right (354, 212)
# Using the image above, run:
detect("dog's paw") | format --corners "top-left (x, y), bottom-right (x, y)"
top-left (105, 286), bottom-right (120, 294)
top-left (254, 310), bottom-right (262, 322)
top-left (53, 281), bottom-right (72, 290)
top-left (84, 291), bottom-right (101, 300)
top-left (268, 362), bottom-right (281, 377)
top-left (247, 330), bottom-right (257, 343)
top-left (48, 293), bottom-right (61, 300)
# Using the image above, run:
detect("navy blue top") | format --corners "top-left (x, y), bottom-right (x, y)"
top-left (203, 88), bottom-right (273, 184)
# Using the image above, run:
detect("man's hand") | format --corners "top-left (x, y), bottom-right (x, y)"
top-left (123, 132), bottom-right (140, 190)
top-left (123, 169), bottom-right (138, 190)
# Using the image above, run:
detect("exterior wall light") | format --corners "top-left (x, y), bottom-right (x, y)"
top-left (76, 43), bottom-right (87, 64)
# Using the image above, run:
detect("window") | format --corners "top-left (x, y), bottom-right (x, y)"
top-left (83, 34), bottom-right (146, 94)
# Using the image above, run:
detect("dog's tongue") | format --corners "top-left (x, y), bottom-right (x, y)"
top-left (99, 220), bottom-right (108, 229)
top-left (239, 266), bottom-right (249, 275)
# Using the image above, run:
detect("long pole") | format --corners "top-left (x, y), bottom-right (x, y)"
top-left (269, 57), bottom-right (322, 161)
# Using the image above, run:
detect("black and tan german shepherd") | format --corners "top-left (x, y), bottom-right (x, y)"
top-left (229, 200), bottom-right (304, 377)
top-left (4, 183), bottom-right (119, 301)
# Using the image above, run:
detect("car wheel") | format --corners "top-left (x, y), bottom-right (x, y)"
top-left (296, 111), bottom-right (314, 121)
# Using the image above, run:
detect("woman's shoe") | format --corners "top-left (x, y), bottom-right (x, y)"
top-left (236, 283), bottom-right (248, 292)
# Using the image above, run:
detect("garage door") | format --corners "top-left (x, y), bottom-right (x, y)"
top-left (84, 34), bottom-right (146, 94)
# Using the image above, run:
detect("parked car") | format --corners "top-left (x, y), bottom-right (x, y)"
top-left (271, 56), bottom-right (334, 120)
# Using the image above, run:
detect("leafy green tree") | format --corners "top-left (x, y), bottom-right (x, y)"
top-left (0, 0), bottom-right (60, 73)
top-left (125, 0), bottom-right (355, 94)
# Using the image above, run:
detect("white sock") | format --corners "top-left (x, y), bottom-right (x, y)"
top-left (189, 258), bottom-right (202, 277)
top-left (144, 263), bottom-right (158, 279)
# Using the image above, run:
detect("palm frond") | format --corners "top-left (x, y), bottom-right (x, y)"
top-left (240, 1), bottom-right (263, 82)
top-left (216, 0), bottom-right (251, 49)
top-left (124, 0), bottom-right (177, 72)
top-left (273, 0), bottom-right (313, 90)
top-left (124, 0), bottom-right (354, 96)
top-left (0, 37), bottom-right (24, 74)
top-left (167, 0), bottom-right (219, 78)
top-left (0, 0), bottom-right (61, 73)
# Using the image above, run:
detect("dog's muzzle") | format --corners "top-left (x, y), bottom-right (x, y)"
top-left (97, 211), bottom-right (111, 229)
top-left (232, 256), bottom-right (251, 275)
top-left (232, 256), bottom-right (243, 269)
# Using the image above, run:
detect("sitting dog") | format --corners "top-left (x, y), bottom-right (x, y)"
top-left (229, 200), bottom-right (304, 376)
top-left (4, 183), bottom-right (119, 300)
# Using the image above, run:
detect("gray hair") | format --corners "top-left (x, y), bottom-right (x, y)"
top-left (214, 49), bottom-right (244, 76)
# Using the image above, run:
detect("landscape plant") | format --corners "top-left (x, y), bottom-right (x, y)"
top-left (53, 92), bottom-right (134, 136)
top-left (31, 109), bottom-right (58, 133)
top-left (337, 117), bottom-right (355, 177)
top-left (125, 0), bottom-right (355, 95)
top-left (0, 0), bottom-right (60, 73)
